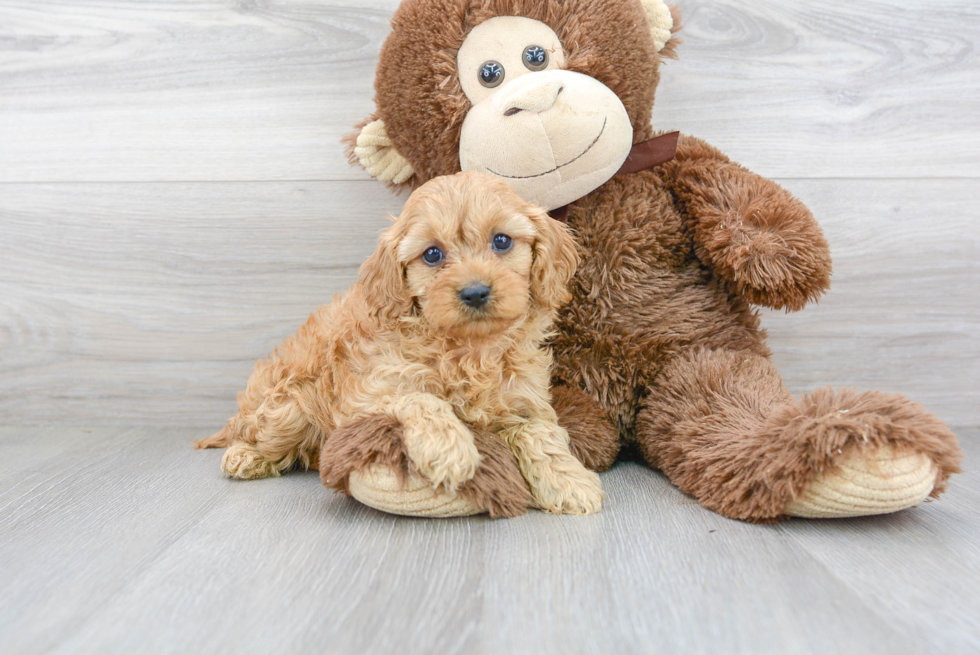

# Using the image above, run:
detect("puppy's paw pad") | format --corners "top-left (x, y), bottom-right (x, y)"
top-left (221, 444), bottom-right (280, 480)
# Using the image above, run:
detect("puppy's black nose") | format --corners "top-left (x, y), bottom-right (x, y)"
top-left (458, 283), bottom-right (492, 309)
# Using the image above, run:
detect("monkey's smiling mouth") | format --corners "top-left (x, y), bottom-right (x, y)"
top-left (488, 117), bottom-right (607, 180)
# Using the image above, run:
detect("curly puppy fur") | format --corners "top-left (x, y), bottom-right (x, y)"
top-left (345, 0), bottom-right (961, 520)
top-left (197, 171), bottom-right (603, 516)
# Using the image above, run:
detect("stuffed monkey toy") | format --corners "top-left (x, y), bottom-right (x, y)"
top-left (323, 0), bottom-right (962, 520)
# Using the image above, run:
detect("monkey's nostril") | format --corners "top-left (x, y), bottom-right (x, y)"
top-left (503, 107), bottom-right (522, 117)
top-left (458, 283), bottom-right (492, 309)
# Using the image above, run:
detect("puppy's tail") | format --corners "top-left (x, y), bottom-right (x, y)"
top-left (193, 424), bottom-right (235, 449)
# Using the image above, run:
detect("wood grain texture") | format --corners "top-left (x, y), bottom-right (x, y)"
top-left (764, 178), bottom-right (979, 424)
top-left (0, 0), bottom-right (977, 425)
top-left (0, 425), bottom-right (977, 654)
top-left (654, 0), bottom-right (980, 178)
top-left (0, 0), bottom-right (977, 182)
top-left (1, 178), bottom-right (976, 425)
top-left (0, 181), bottom-right (405, 424)
top-left (0, 0), bottom-right (398, 182)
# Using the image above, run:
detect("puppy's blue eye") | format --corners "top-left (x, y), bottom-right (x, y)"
top-left (492, 234), bottom-right (513, 253)
top-left (422, 246), bottom-right (444, 266)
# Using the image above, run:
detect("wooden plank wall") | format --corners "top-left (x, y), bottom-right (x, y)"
top-left (1, 0), bottom-right (978, 427)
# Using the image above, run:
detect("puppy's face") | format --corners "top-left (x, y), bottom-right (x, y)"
top-left (361, 171), bottom-right (577, 339)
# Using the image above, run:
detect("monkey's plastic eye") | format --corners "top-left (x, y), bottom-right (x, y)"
top-left (479, 61), bottom-right (505, 88)
top-left (491, 234), bottom-right (513, 253)
top-left (422, 246), bottom-right (444, 265)
top-left (522, 45), bottom-right (548, 71)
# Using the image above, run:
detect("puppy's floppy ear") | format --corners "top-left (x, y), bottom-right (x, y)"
top-left (526, 205), bottom-right (579, 311)
top-left (358, 220), bottom-right (413, 321)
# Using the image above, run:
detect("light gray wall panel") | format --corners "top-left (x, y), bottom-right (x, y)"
top-left (0, 0), bottom-right (977, 181)
top-left (1, 179), bottom-right (976, 425)
top-left (0, 0), bottom-right (976, 425)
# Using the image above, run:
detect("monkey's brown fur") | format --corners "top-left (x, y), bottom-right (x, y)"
top-left (320, 413), bottom-right (533, 518)
top-left (345, 0), bottom-right (961, 521)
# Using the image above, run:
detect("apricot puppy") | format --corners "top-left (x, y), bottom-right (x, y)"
top-left (196, 171), bottom-right (603, 515)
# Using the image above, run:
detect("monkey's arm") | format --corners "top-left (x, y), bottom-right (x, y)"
top-left (665, 134), bottom-right (832, 311)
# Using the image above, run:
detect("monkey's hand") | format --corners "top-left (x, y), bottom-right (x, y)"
top-left (667, 135), bottom-right (832, 311)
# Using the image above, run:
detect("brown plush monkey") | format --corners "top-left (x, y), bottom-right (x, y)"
top-left (328, 0), bottom-right (961, 520)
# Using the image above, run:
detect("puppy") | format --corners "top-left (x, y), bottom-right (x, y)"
top-left (196, 171), bottom-right (603, 515)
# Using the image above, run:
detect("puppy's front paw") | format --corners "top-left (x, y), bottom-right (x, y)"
top-left (221, 442), bottom-right (280, 480)
top-left (530, 460), bottom-right (604, 516)
top-left (402, 420), bottom-right (481, 494)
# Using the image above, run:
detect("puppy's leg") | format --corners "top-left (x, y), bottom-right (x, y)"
top-left (504, 418), bottom-right (604, 515)
top-left (222, 441), bottom-right (280, 480)
top-left (224, 382), bottom-right (322, 479)
top-left (207, 341), bottom-right (325, 479)
top-left (377, 393), bottom-right (481, 494)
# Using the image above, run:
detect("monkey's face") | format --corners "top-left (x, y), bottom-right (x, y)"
top-left (356, 0), bottom-right (677, 207)
top-left (456, 17), bottom-right (633, 211)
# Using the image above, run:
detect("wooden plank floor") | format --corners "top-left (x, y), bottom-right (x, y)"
top-left (1, 425), bottom-right (978, 655)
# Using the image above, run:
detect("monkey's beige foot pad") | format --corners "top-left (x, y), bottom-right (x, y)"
top-left (785, 445), bottom-right (939, 518)
top-left (348, 465), bottom-right (484, 518)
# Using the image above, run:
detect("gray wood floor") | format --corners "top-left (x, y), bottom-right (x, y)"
top-left (1, 425), bottom-right (978, 655)
top-left (2, 0), bottom-right (978, 652)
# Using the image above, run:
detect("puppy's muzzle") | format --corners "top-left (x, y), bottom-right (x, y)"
top-left (458, 283), bottom-right (492, 309)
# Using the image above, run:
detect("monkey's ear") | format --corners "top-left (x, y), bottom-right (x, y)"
top-left (640, 1), bottom-right (682, 57)
top-left (345, 118), bottom-right (416, 185)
